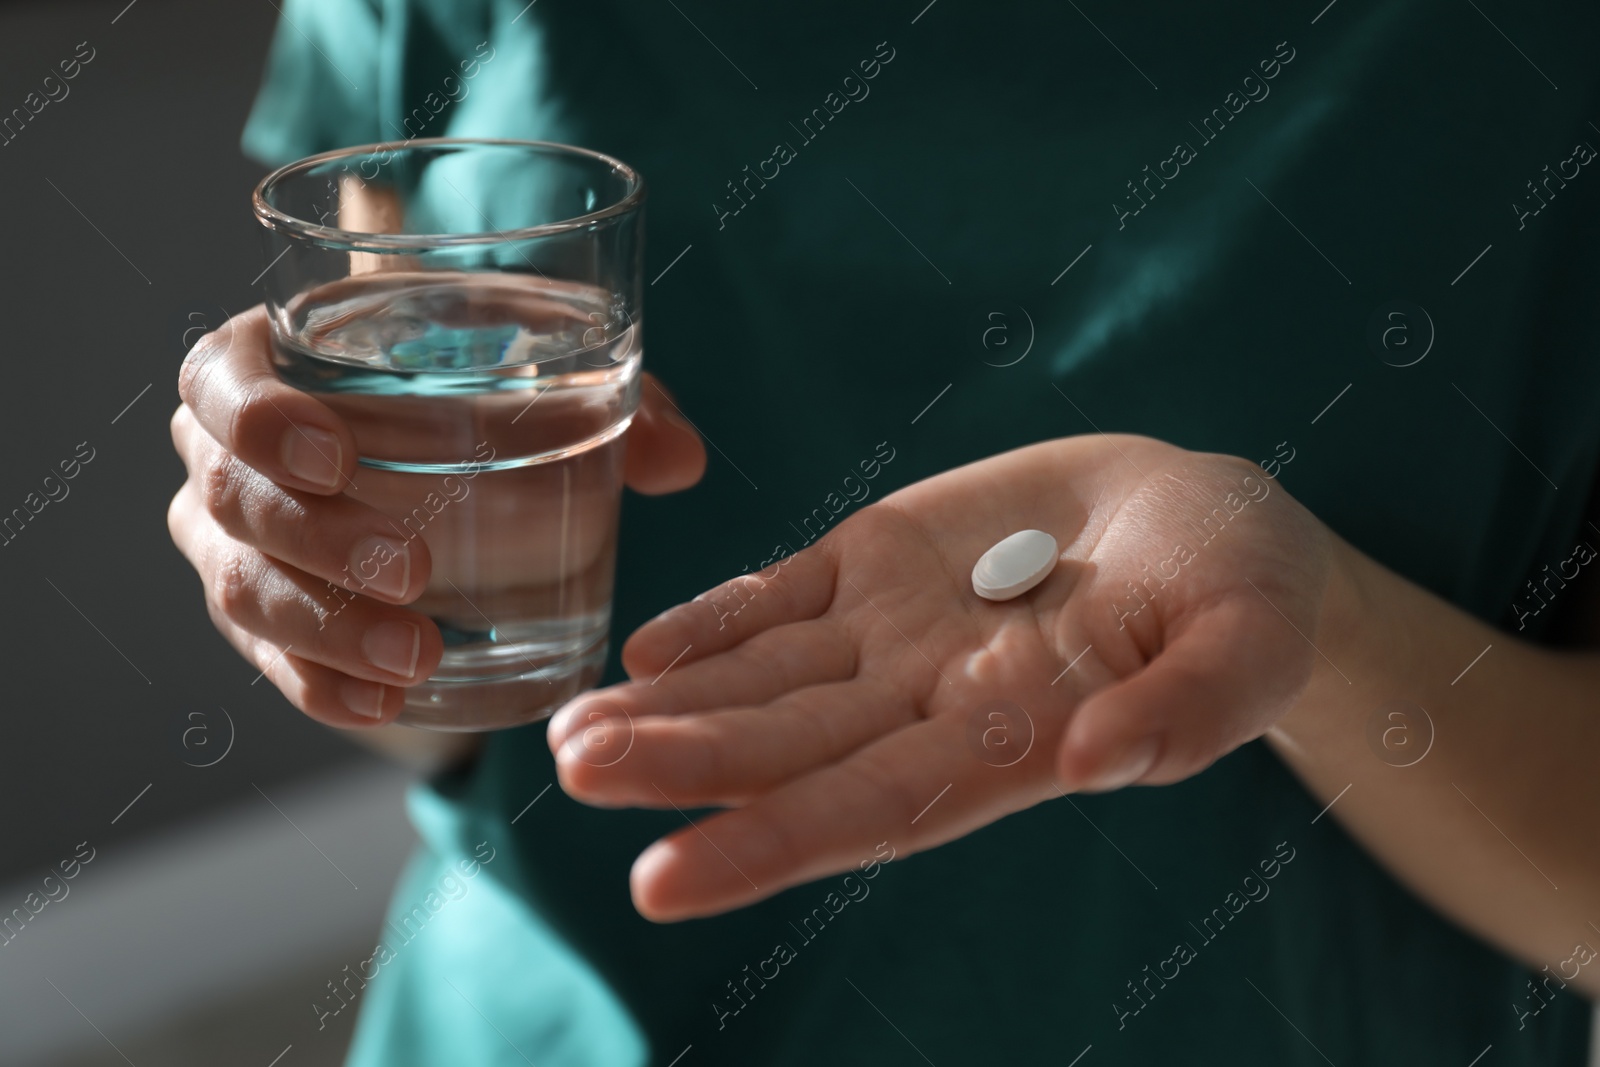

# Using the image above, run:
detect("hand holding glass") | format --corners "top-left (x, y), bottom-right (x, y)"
top-left (253, 139), bottom-right (645, 731)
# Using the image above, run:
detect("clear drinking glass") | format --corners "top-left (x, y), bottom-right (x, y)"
top-left (252, 139), bottom-right (645, 731)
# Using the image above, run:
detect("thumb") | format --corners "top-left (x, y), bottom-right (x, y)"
top-left (624, 374), bottom-right (707, 495)
top-left (1057, 595), bottom-right (1314, 792)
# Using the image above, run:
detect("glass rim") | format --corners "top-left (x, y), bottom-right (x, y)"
top-left (252, 137), bottom-right (645, 250)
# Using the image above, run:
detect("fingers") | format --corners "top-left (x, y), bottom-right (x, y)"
top-left (623, 374), bottom-right (706, 496)
top-left (620, 544), bottom-right (838, 677)
top-left (557, 678), bottom-right (913, 808)
top-left (207, 608), bottom-right (409, 728)
top-left (171, 404), bottom-right (430, 603)
top-left (169, 484), bottom-right (443, 692)
top-left (1058, 594), bottom-right (1313, 790)
top-left (176, 305), bottom-right (359, 494)
top-left (628, 712), bottom-right (1050, 921)
top-left (549, 615), bottom-right (856, 748)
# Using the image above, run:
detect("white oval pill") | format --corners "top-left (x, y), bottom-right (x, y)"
top-left (972, 530), bottom-right (1060, 601)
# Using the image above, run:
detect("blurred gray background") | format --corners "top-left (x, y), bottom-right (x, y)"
top-left (0, 1), bottom-right (416, 1063)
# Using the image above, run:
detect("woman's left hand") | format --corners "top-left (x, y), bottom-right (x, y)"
top-left (548, 434), bottom-right (1335, 920)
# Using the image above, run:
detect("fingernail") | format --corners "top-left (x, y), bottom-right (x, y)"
top-left (340, 678), bottom-right (387, 720)
top-left (633, 838), bottom-right (676, 883)
top-left (1080, 735), bottom-right (1160, 792)
top-left (547, 702), bottom-right (583, 748)
top-left (549, 697), bottom-right (626, 753)
top-left (281, 426), bottom-right (343, 490)
top-left (362, 620), bottom-right (420, 679)
top-left (350, 535), bottom-right (411, 599)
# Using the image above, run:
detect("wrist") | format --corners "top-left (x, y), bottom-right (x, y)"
top-left (1266, 532), bottom-right (1398, 751)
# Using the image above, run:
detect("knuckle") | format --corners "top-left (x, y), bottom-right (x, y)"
top-left (272, 655), bottom-right (317, 712)
top-left (166, 486), bottom-right (192, 550)
top-left (251, 645), bottom-right (317, 714)
top-left (209, 548), bottom-right (254, 621)
top-left (169, 404), bottom-right (189, 454)
top-left (1221, 452), bottom-right (1269, 480)
top-left (225, 382), bottom-right (273, 459)
top-left (175, 349), bottom-right (204, 409)
top-left (275, 498), bottom-right (320, 562)
top-left (301, 583), bottom-right (339, 635)
top-left (204, 612), bottom-right (244, 667)
top-left (177, 329), bottom-right (227, 407)
top-left (200, 451), bottom-right (241, 519)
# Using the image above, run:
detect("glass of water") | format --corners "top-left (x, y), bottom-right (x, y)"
top-left (252, 139), bottom-right (645, 732)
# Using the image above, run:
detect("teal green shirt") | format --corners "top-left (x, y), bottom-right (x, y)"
top-left (246, 1), bottom-right (1600, 1062)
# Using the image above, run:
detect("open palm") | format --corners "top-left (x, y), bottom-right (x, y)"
top-left (547, 434), bottom-right (1332, 920)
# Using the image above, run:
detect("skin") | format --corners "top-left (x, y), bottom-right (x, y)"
top-left (167, 306), bottom-right (705, 766)
top-left (170, 312), bottom-right (1600, 998)
top-left (548, 436), bottom-right (1600, 1000)
top-left (553, 438), bottom-right (1325, 914)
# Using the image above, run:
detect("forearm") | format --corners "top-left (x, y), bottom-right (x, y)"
top-left (1265, 536), bottom-right (1600, 994)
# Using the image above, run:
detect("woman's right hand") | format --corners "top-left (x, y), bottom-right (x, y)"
top-left (168, 305), bottom-right (705, 728)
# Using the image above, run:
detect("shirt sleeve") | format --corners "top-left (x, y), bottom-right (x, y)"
top-left (240, 0), bottom-right (385, 168)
